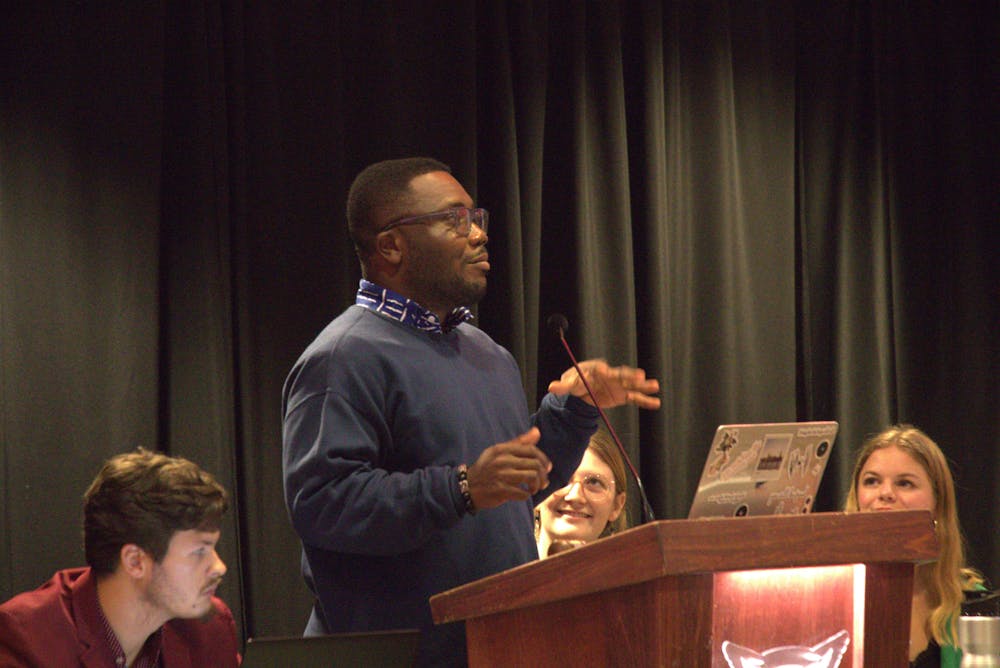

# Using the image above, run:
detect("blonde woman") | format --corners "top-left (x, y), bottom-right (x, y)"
top-left (845, 425), bottom-right (985, 668)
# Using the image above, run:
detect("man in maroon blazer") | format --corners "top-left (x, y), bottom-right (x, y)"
top-left (0, 449), bottom-right (240, 667)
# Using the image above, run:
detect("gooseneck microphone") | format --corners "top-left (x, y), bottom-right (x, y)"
top-left (546, 313), bottom-right (656, 523)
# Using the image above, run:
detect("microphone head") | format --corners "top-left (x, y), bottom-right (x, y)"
top-left (546, 313), bottom-right (569, 334)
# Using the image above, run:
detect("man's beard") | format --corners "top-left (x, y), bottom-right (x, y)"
top-left (407, 250), bottom-right (487, 312)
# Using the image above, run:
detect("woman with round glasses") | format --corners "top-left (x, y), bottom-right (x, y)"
top-left (535, 428), bottom-right (629, 558)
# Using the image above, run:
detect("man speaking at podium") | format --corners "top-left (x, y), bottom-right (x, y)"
top-left (282, 157), bottom-right (659, 666)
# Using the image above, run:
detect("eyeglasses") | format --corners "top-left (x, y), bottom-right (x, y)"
top-left (380, 207), bottom-right (489, 237)
top-left (556, 473), bottom-right (615, 499)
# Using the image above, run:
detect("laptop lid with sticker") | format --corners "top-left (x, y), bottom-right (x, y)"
top-left (687, 421), bottom-right (838, 519)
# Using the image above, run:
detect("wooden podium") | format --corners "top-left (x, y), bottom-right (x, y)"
top-left (430, 511), bottom-right (938, 667)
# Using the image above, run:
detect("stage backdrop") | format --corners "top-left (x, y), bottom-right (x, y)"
top-left (1, 1), bottom-right (996, 644)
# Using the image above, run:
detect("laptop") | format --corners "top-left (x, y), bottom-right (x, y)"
top-left (242, 629), bottom-right (421, 668)
top-left (687, 421), bottom-right (838, 519)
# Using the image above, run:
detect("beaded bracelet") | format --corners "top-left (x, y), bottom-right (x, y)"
top-left (456, 464), bottom-right (476, 515)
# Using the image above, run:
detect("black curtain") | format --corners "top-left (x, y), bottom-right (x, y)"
top-left (1, 0), bottom-right (996, 644)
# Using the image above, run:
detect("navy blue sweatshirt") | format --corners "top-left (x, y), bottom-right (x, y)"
top-left (282, 305), bottom-right (597, 666)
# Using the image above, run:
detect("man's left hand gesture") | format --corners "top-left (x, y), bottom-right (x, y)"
top-left (547, 359), bottom-right (660, 410)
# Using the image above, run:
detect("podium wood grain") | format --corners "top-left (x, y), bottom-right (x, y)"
top-left (431, 511), bottom-right (938, 667)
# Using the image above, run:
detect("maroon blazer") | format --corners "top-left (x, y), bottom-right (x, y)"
top-left (0, 567), bottom-right (240, 667)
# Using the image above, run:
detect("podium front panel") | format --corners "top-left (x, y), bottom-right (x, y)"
top-left (465, 574), bottom-right (714, 667)
top-left (431, 513), bottom-right (935, 667)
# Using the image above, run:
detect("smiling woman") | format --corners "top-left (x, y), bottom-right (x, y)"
top-left (535, 428), bottom-right (629, 558)
top-left (844, 425), bottom-right (987, 668)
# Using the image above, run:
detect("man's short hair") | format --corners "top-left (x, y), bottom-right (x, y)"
top-left (83, 448), bottom-right (229, 574)
top-left (346, 157), bottom-right (451, 262)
